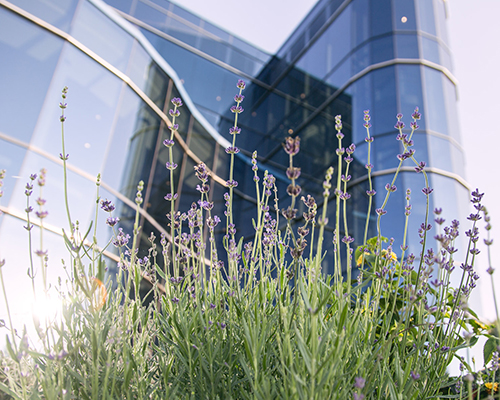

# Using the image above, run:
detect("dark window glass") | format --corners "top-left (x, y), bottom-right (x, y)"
top-left (417, 0), bottom-right (436, 36)
top-left (370, 0), bottom-right (392, 36)
top-left (371, 36), bottom-right (394, 65)
top-left (395, 34), bottom-right (419, 58)
top-left (423, 67), bottom-right (448, 135)
top-left (394, 0), bottom-right (417, 30)
top-left (0, 8), bottom-right (64, 143)
top-left (371, 66), bottom-right (397, 135)
top-left (290, 33), bottom-right (306, 61)
top-left (326, 59), bottom-right (350, 90)
top-left (421, 36), bottom-right (440, 65)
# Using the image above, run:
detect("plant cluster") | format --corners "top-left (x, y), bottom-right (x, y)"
top-left (0, 82), bottom-right (496, 399)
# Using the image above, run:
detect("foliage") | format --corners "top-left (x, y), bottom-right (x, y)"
top-left (0, 83), bottom-right (495, 399)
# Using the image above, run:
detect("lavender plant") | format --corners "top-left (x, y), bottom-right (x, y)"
top-left (0, 83), bottom-right (493, 400)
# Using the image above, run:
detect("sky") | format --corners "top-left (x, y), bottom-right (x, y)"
top-left (172, 0), bottom-right (500, 320)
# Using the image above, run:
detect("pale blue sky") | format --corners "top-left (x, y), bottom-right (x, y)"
top-left (173, 0), bottom-right (500, 319)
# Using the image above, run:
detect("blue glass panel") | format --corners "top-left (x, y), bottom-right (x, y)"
top-left (170, 3), bottom-right (202, 27)
top-left (434, 0), bottom-right (449, 45)
top-left (423, 67), bottom-right (448, 135)
top-left (162, 16), bottom-right (199, 48)
top-left (451, 143), bottom-right (465, 178)
top-left (395, 34), bottom-right (419, 58)
top-left (397, 65), bottom-right (425, 126)
top-left (428, 135), bottom-right (452, 171)
top-left (101, 86), bottom-right (142, 191)
top-left (126, 40), bottom-right (153, 92)
top-left (30, 44), bottom-right (123, 178)
top-left (443, 77), bottom-right (460, 143)
top-left (371, 36), bottom-right (394, 65)
top-left (351, 43), bottom-right (370, 75)
top-left (200, 20), bottom-right (230, 43)
top-left (352, 0), bottom-right (370, 46)
top-left (372, 135), bottom-right (401, 170)
top-left (297, 3), bottom-right (352, 80)
top-left (326, 57), bottom-right (350, 90)
top-left (440, 46), bottom-right (453, 72)
top-left (349, 74), bottom-right (373, 144)
top-left (371, 66), bottom-right (397, 135)
top-left (394, 0), bottom-right (417, 30)
top-left (198, 36), bottom-right (229, 63)
top-left (0, 140), bottom-right (27, 206)
top-left (71, 1), bottom-right (134, 73)
top-left (418, 0), bottom-right (437, 36)
top-left (0, 8), bottom-right (64, 143)
top-left (103, 0), bottom-right (134, 13)
top-left (133, 1), bottom-right (169, 29)
top-left (421, 36), bottom-right (440, 64)
top-left (8, 0), bottom-right (79, 32)
top-left (370, 0), bottom-right (392, 36)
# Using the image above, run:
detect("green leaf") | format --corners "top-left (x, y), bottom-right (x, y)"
top-left (484, 336), bottom-right (499, 364)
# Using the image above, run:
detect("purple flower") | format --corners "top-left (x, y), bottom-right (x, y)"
top-left (112, 228), bottom-right (130, 248)
top-left (487, 267), bottom-right (495, 275)
top-left (226, 180), bottom-right (238, 188)
top-left (169, 109), bottom-right (180, 117)
top-left (171, 98), bottom-right (183, 107)
top-left (100, 199), bottom-right (115, 212)
top-left (234, 94), bottom-right (244, 103)
top-left (365, 136), bottom-right (374, 143)
top-left (366, 190), bottom-right (376, 196)
top-left (414, 161), bottom-right (426, 173)
top-left (353, 394), bottom-right (365, 400)
top-left (163, 139), bottom-right (174, 147)
top-left (165, 162), bottom-right (178, 170)
top-left (354, 377), bottom-right (365, 389)
top-left (171, 297), bottom-right (179, 304)
top-left (36, 211), bottom-right (48, 219)
top-left (106, 217), bottom-right (119, 227)
top-left (376, 208), bottom-right (387, 216)
top-left (287, 184), bottom-right (302, 197)
top-left (422, 187), bottom-right (433, 195)
top-left (287, 167), bottom-right (301, 180)
top-left (229, 126), bottom-right (241, 135)
top-left (164, 193), bottom-right (178, 201)
top-left (283, 136), bottom-right (300, 156)
top-left (394, 121), bottom-right (405, 129)
top-left (225, 146), bottom-right (240, 154)
top-left (410, 371), bottom-right (420, 380)
top-left (236, 80), bottom-right (246, 89)
top-left (411, 107), bottom-right (421, 120)
top-left (230, 106), bottom-right (244, 114)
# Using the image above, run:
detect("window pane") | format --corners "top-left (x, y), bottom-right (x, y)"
top-left (371, 66), bottom-right (397, 135)
top-left (0, 8), bottom-right (64, 143)
top-left (394, 0), bottom-right (417, 30)
top-left (418, 0), bottom-right (437, 36)
top-left (395, 34), bottom-right (419, 58)
top-left (421, 36), bottom-right (440, 65)
top-left (8, 0), bottom-right (79, 32)
top-left (370, 0), bottom-right (392, 36)
top-left (423, 67), bottom-right (448, 135)
top-left (397, 65), bottom-right (425, 126)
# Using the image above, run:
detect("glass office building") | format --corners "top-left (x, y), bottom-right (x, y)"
top-left (0, 0), bottom-right (469, 322)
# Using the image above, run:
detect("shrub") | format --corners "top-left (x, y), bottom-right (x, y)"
top-left (0, 83), bottom-right (493, 399)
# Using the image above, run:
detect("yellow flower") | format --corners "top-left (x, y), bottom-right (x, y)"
top-left (357, 250), bottom-right (370, 266)
top-left (485, 382), bottom-right (498, 393)
top-left (381, 249), bottom-right (397, 263)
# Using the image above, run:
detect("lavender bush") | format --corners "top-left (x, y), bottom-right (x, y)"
top-left (0, 83), bottom-right (495, 399)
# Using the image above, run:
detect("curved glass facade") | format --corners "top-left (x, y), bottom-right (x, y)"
top-left (0, 0), bottom-right (468, 323)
